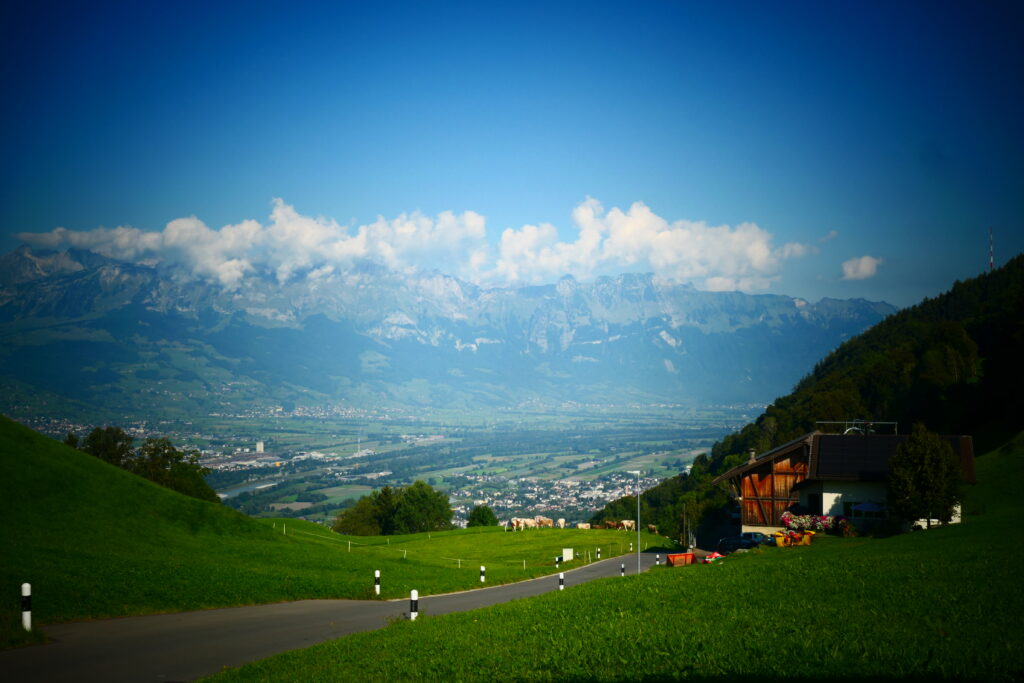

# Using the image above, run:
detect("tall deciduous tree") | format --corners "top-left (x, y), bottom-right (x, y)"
top-left (332, 481), bottom-right (453, 536)
top-left (78, 428), bottom-right (218, 504)
top-left (370, 486), bottom-right (400, 535)
top-left (131, 437), bottom-right (220, 504)
top-left (887, 423), bottom-right (964, 528)
top-left (82, 426), bottom-right (134, 468)
top-left (466, 504), bottom-right (498, 527)
top-left (332, 496), bottom-right (382, 536)
top-left (394, 480), bottom-right (453, 534)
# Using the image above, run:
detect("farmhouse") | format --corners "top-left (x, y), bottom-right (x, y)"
top-left (712, 429), bottom-right (975, 533)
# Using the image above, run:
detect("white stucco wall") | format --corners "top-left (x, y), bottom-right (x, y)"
top-left (799, 480), bottom-right (887, 516)
top-left (802, 481), bottom-right (961, 526)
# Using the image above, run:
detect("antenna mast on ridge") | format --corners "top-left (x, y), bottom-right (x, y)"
top-left (990, 228), bottom-right (994, 271)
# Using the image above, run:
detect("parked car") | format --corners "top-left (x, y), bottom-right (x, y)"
top-left (716, 536), bottom-right (759, 554)
top-left (741, 531), bottom-right (772, 546)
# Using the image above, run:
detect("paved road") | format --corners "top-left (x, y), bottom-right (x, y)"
top-left (1, 551), bottom-right (672, 682)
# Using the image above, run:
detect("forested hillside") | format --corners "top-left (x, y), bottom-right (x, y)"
top-left (595, 254), bottom-right (1024, 541)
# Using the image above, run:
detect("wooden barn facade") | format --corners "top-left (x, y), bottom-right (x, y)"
top-left (713, 431), bottom-right (975, 533)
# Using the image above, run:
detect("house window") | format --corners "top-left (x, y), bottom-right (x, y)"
top-left (807, 493), bottom-right (822, 515)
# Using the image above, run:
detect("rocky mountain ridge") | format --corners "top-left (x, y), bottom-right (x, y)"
top-left (0, 246), bottom-right (896, 418)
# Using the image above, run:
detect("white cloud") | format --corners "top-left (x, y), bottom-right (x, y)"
top-left (492, 198), bottom-right (811, 290)
top-left (820, 230), bottom-right (839, 243)
top-left (16, 197), bottom-right (814, 292)
top-left (841, 255), bottom-right (883, 280)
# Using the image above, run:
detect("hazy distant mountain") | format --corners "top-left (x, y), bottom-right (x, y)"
top-left (0, 246), bottom-right (895, 419)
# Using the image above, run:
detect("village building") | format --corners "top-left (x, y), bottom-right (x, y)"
top-left (712, 427), bottom-right (975, 533)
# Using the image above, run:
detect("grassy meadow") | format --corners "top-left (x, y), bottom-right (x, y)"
top-left (0, 416), bottom-right (663, 648)
top-left (203, 432), bottom-right (1024, 681)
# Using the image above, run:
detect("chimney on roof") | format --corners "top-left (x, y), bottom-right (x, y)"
top-left (747, 448), bottom-right (756, 464)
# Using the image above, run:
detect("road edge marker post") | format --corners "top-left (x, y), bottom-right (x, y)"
top-left (21, 583), bottom-right (31, 631)
top-left (559, 572), bottom-right (564, 591)
top-left (410, 590), bottom-right (418, 621)
top-left (480, 565), bottom-right (486, 583)
top-left (374, 569), bottom-right (380, 596)
top-left (620, 563), bottom-right (625, 577)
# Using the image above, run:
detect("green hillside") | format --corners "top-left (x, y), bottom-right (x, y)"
top-left (1, 415), bottom-right (658, 648)
top-left (207, 432), bottom-right (1024, 681)
top-left (717, 253), bottom-right (1024, 458)
top-left (595, 254), bottom-right (1024, 541)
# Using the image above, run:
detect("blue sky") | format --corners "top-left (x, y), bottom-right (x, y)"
top-left (2, 1), bottom-right (1021, 306)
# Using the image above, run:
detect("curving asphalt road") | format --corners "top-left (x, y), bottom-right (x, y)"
top-left (0, 550), bottom-right (680, 682)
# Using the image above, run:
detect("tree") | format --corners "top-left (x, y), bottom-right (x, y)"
top-left (370, 486), bottom-right (400, 535)
top-left (82, 426), bottom-right (134, 468)
top-left (332, 481), bottom-right (453, 536)
top-left (75, 427), bottom-right (218, 503)
top-left (887, 423), bottom-right (964, 529)
top-left (466, 504), bottom-right (498, 527)
top-left (131, 437), bottom-right (220, 504)
top-left (393, 480), bottom-right (453, 534)
top-left (333, 496), bottom-right (382, 536)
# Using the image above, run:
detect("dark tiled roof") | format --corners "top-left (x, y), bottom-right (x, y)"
top-left (811, 434), bottom-right (975, 484)
top-left (710, 433), bottom-right (811, 485)
top-left (713, 432), bottom-right (975, 485)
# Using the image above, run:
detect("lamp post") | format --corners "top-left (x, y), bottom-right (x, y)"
top-left (627, 470), bottom-right (641, 575)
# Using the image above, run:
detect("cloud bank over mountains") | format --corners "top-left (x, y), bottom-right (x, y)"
top-left (17, 198), bottom-right (834, 291)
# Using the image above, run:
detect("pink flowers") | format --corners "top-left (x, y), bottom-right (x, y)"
top-left (781, 511), bottom-right (847, 532)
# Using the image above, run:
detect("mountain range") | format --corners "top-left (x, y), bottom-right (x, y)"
top-left (0, 245), bottom-right (895, 419)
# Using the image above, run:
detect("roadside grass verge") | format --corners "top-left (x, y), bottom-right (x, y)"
top-left (289, 519), bottom-right (663, 570)
top-left (204, 433), bottom-right (1024, 681)
top-left (0, 416), bottom-right (664, 648)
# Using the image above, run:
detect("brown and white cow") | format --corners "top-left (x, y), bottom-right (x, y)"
top-left (511, 517), bottom-right (538, 530)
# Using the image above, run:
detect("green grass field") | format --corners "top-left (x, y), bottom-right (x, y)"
top-left (6, 412), bottom-right (1024, 680)
top-left (201, 432), bottom-right (1024, 681)
top-left (0, 416), bottom-right (662, 648)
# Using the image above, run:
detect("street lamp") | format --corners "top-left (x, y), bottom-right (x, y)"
top-left (627, 470), bottom-right (641, 575)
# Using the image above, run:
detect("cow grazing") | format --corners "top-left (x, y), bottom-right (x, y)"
top-left (557, 518), bottom-right (566, 529)
top-left (648, 524), bottom-right (658, 535)
top-left (511, 517), bottom-right (537, 531)
top-left (576, 522), bottom-right (591, 530)
top-left (620, 520), bottom-right (636, 531)
top-left (535, 516), bottom-right (554, 528)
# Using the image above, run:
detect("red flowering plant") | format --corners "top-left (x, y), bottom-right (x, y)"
top-left (780, 511), bottom-right (851, 535)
